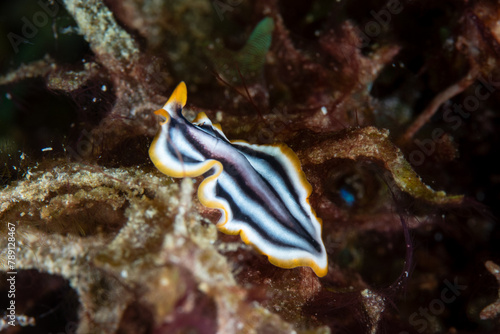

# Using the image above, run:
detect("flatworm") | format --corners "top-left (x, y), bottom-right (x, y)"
top-left (149, 82), bottom-right (328, 277)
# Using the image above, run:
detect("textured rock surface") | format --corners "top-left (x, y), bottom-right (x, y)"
top-left (1, 0), bottom-right (499, 333)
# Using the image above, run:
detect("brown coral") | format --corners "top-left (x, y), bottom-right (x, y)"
top-left (1, 0), bottom-right (499, 333)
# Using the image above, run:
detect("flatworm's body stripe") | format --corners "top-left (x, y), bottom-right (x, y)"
top-left (149, 82), bottom-right (328, 276)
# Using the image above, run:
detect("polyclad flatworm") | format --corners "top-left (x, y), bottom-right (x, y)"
top-left (149, 82), bottom-right (328, 277)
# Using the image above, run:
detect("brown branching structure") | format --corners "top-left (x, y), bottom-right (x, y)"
top-left (1, 0), bottom-right (499, 333)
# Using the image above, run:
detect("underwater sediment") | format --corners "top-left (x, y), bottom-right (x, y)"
top-left (1, 0), bottom-right (500, 333)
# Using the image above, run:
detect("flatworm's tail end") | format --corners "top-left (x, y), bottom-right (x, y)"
top-left (298, 247), bottom-right (328, 277)
top-left (311, 252), bottom-right (329, 277)
top-left (266, 250), bottom-right (329, 277)
top-left (221, 224), bottom-right (329, 277)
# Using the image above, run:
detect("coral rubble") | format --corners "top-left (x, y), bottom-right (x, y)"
top-left (1, 0), bottom-right (499, 333)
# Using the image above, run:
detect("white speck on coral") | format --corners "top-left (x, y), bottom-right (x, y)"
top-left (216, 111), bottom-right (223, 122)
top-left (321, 106), bottom-right (328, 115)
top-left (175, 238), bottom-right (185, 247)
top-left (101, 84), bottom-right (107, 92)
top-left (199, 282), bottom-right (209, 293)
top-left (41, 147), bottom-right (53, 152)
top-left (144, 208), bottom-right (157, 219)
top-left (121, 270), bottom-right (128, 278)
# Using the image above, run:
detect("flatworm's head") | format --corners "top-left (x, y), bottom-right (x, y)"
top-left (149, 82), bottom-right (201, 178)
top-left (153, 108), bottom-right (169, 124)
top-left (164, 81), bottom-right (187, 110)
top-left (153, 81), bottom-right (187, 123)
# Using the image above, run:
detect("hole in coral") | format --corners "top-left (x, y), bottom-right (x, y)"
top-left (0, 75), bottom-right (117, 180)
top-left (0, 0), bottom-right (90, 70)
top-left (322, 160), bottom-right (384, 212)
top-left (0, 78), bottom-right (78, 159)
top-left (0, 270), bottom-right (80, 333)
